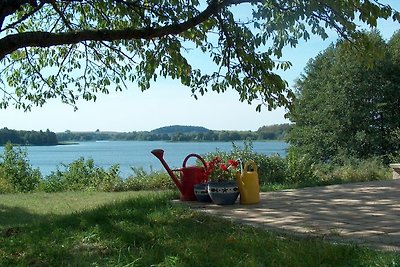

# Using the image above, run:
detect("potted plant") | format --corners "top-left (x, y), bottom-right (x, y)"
top-left (205, 157), bottom-right (240, 205)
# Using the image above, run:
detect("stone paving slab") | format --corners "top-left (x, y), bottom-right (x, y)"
top-left (181, 180), bottom-right (400, 252)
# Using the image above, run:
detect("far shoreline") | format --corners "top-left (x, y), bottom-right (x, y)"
top-left (0, 139), bottom-right (286, 147)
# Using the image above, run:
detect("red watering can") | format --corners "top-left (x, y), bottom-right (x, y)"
top-left (151, 149), bottom-right (208, 201)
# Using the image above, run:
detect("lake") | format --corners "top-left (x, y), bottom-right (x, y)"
top-left (0, 140), bottom-right (288, 177)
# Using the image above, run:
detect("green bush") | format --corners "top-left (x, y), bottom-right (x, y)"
top-left (0, 140), bottom-right (392, 194)
top-left (0, 142), bottom-right (41, 192)
top-left (285, 147), bottom-right (316, 184)
top-left (99, 164), bottom-right (125, 192)
top-left (38, 172), bottom-right (65, 193)
top-left (314, 157), bottom-right (391, 185)
top-left (262, 155), bottom-right (287, 184)
top-left (41, 158), bottom-right (124, 192)
top-left (124, 167), bottom-right (175, 191)
top-left (0, 174), bottom-right (14, 193)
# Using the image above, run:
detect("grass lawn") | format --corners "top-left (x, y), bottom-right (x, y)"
top-left (0, 190), bottom-right (399, 266)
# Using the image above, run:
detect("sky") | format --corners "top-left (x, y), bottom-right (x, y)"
top-left (1, 1), bottom-right (399, 133)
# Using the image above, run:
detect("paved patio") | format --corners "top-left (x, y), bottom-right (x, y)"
top-left (182, 179), bottom-right (400, 252)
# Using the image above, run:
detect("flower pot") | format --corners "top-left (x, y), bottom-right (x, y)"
top-left (207, 181), bottom-right (239, 205)
top-left (194, 183), bottom-right (212, 202)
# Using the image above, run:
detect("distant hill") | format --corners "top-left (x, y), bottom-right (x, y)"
top-left (151, 125), bottom-right (211, 134)
top-left (54, 124), bottom-right (289, 142)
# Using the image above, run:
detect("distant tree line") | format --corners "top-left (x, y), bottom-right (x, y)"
top-left (57, 124), bottom-right (291, 142)
top-left (257, 124), bottom-right (291, 140)
top-left (0, 124), bottom-right (291, 145)
top-left (0, 128), bottom-right (58, 146)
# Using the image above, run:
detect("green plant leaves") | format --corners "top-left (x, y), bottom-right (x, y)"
top-left (0, 0), bottom-right (399, 111)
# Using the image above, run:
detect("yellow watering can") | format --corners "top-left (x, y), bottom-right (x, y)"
top-left (236, 160), bottom-right (260, 205)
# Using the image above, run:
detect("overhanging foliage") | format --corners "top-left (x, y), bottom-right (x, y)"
top-left (0, 0), bottom-right (399, 111)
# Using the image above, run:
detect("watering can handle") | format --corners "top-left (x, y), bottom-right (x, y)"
top-left (182, 153), bottom-right (208, 170)
top-left (243, 160), bottom-right (257, 173)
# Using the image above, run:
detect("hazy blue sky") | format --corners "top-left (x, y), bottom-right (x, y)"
top-left (1, 1), bottom-right (399, 132)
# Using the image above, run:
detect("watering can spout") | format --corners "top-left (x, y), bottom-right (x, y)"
top-left (150, 149), bottom-right (164, 162)
top-left (151, 149), bottom-right (183, 193)
top-left (151, 149), bottom-right (165, 159)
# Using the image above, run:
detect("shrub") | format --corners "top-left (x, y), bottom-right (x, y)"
top-left (262, 155), bottom-right (287, 184)
top-left (41, 158), bottom-right (124, 192)
top-left (99, 164), bottom-right (125, 192)
top-left (314, 157), bottom-right (391, 185)
top-left (0, 142), bottom-right (41, 192)
top-left (124, 167), bottom-right (175, 191)
top-left (38, 172), bottom-right (66, 193)
top-left (285, 146), bottom-right (316, 184)
top-left (0, 173), bottom-right (14, 193)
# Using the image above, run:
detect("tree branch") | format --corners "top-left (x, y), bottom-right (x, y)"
top-left (50, 1), bottom-right (74, 31)
top-left (0, 0), bottom-right (258, 60)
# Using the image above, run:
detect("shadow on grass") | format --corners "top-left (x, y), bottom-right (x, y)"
top-left (1, 191), bottom-right (399, 267)
top-left (0, 192), bottom-right (208, 266)
top-left (0, 205), bottom-right (48, 229)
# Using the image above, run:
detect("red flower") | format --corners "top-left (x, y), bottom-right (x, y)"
top-left (205, 157), bottom-right (240, 182)
top-left (228, 159), bottom-right (239, 168)
top-left (220, 164), bottom-right (228, 171)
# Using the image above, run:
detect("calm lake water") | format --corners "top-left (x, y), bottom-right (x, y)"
top-left (0, 140), bottom-right (288, 177)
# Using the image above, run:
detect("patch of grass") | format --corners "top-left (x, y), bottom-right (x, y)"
top-left (261, 183), bottom-right (296, 191)
top-left (0, 191), bottom-right (153, 227)
top-left (0, 191), bottom-right (399, 266)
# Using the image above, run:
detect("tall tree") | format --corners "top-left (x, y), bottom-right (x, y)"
top-left (287, 31), bottom-right (400, 163)
top-left (0, 1), bottom-right (399, 111)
